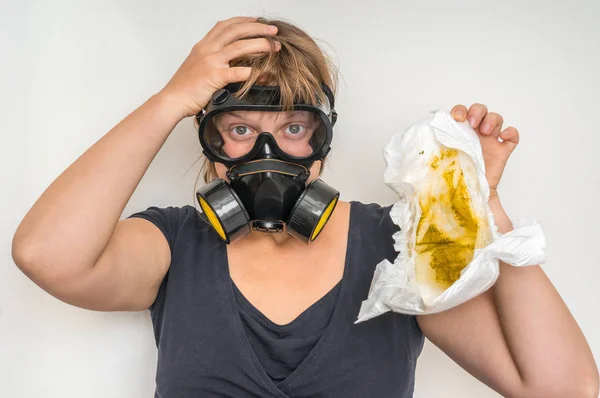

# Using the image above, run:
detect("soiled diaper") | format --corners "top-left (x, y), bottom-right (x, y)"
top-left (356, 109), bottom-right (546, 321)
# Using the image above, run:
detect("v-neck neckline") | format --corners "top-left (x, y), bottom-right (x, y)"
top-left (220, 201), bottom-right (356, 395)
top-left (232, 277), bottom-right (342, 331)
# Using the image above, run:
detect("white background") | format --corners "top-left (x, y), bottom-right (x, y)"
top-left (2, 0), bottom-right (599, 397)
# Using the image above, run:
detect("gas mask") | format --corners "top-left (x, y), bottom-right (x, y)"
top-left (195, 82), bottom-right (339, 244)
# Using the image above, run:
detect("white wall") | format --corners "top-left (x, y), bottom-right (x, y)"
top-left (2, 0), bottom-right (598, 397)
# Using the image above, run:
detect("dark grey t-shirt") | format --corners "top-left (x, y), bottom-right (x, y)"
top-left (232, 274), bottom-right (341, 384)
top-left (129, 201), bottom-right (424, 397)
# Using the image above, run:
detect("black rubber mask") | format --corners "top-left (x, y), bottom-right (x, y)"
top-left (195, 83), bottom-right (340, 244)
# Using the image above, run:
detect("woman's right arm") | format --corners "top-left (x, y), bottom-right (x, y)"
top-left (11, 16), bottom-right (280, 311)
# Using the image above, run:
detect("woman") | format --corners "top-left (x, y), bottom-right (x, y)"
top-left (12, 16), bottom-right (598, 397)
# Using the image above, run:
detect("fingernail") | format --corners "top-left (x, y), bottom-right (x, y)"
top-left (481, 123), bottom-right (491, 133)
top-left (268, 25), bottom-right (278, 33)
top-left (453, 110), bottom-right (465, 120)
top-left (467, 116), bottom-right (477, 127)
top-left (275, 41), bottom-right (281, 50)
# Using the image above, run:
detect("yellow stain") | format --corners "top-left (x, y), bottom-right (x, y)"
top-left (415, 147), bottom-right (490, 290)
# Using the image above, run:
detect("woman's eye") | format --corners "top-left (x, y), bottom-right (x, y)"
top-left (232, 126), bottom-right (249, 135)
top-left (286, 124), bottom-right (305, 135)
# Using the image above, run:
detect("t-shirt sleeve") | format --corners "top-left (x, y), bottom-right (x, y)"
top-left (126, 206), bottom-right (192, 312)
top-left (127, 206), bottom-right (186, 252)
top-left (382, 204), bottom-right (401, 234)
top-left (364, 202), bottom-right (401, 263)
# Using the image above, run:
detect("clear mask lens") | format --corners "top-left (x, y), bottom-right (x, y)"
top-left (202, 109), bottom-right (327, 161)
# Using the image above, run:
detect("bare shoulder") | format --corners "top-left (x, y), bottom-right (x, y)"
top-left (324, 200), bottom-right (351, 234)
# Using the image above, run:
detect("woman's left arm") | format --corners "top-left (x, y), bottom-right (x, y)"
top-left (416, 103), bottom-right (599, 398)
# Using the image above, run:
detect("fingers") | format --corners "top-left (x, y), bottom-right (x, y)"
top-left (499, 126), bottom-right (520, 149)
top-left (480, 112), bottom-right (504, 136)
top-left (451, 104), bottom-right (468, 122)
top-left (206, 16), bottom-right (258, 39)
top-left (214, 22), bottom-right (278, 49)
top-left (465, 103), bottom-right (488, 129)
top-left (452, 104), bottom-right (506, 137)
top-left (220, 37), bottom-right (281, 62)
top-left (223, 66), bottom-right (253, 83)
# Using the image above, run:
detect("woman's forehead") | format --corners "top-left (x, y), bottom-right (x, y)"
top-left (221, 110), bottom-right (312, 121)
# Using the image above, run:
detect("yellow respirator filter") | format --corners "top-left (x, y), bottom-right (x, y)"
top-left (198, 196), bottom-right (227, 241)
top-left (311, 196), bottom-right (339, 241)
top-left (286, 179), bottom-right (340, 244)
top-left (196, 178), bottom-right (339, 244)
top-left (195, 179), bottom-right (251, 244)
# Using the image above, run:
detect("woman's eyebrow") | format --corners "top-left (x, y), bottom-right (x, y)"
top-left (221, 112), bottom-right (247, 120)
top-left (215, 113), bottom-right (252, 127)
top-left (279, 111), bottom-right (311, 120)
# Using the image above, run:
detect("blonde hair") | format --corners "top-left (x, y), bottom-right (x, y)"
top-left (199, 17), bottom-right (339, 183)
